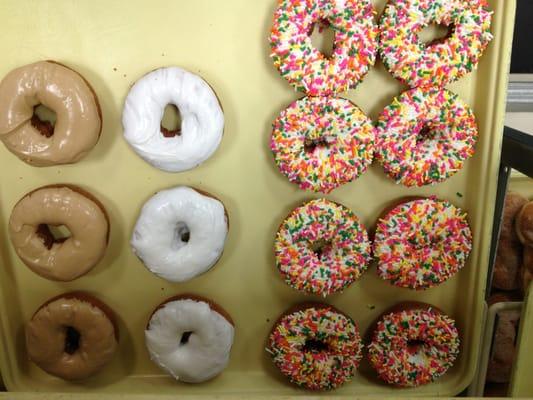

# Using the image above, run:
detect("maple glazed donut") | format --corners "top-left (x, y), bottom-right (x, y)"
top-left (267, 303), bottom-right (363, 390)
top-left (131, 186), bottom-right (228, 283)
top-left (26, 292), bottom-right (118, 380)
top-left (373, 197), bottom-right (472, 290)
top-left (269, 0), bottom-right (378, 96)
top-left (379, 0), bottom-right (493, 88)
top-left (9, 185), bottom-right (109, 281)
top-left (275, 199), bottom-right (371, 296)
top-left (367, 302), bottom-right (460, 387)
top-left (0, 61), bottom-right (102, 166)
top-left (145, 295), bottom-right (235, 383)
top-left (122, 66), bottom-right (224, 172)
top-left (375, 87), bottom-right (478, 187)
top-left (271, 96), bottom-right (374, 193)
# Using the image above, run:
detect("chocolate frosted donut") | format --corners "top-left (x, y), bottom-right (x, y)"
top-left (26, 292), bottom-right (118, 380)
top-left (9, 185), bottom-right (109, 281)
top-left (0, 61), bottom-right (102, 166)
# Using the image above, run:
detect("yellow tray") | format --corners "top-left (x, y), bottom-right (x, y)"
top-left (0, 0), bottom-right (516, 395)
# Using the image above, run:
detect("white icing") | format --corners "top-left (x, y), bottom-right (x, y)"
top-left (145, 299), bottom-right (234, 383)
top-left (131, 186), bottom-right (228, 282)
top-left (122, 67), bottom-right (224, 172)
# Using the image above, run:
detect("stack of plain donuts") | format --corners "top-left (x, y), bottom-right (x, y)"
top-left (0, 0), bottom-right (496, 392)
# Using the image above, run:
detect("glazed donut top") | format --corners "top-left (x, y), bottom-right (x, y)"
top-left (131, 186), bottom-right (228, 282)
top-left (374, 198), bottom-right (472, 289)
top-left (0, 61), bottom-right (101, 166)
top-left (122, 67), bottom-right (224, 172)
top-left (145, 298), bottom-right (234, 383)
top-left (26, 294), bottom-right (118, 380)
top-left (267, 304), bottom-right (362, 390)
top-left (270, 0), bottom-right (378, 96)
top-left (379, 0), bottom-right (493, 88)
top-left (368, 307), bottom-right (460, 387)
top-left (9, 185), bottom-right (109, 281)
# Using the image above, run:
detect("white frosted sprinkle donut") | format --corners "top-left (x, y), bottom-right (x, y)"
top-left (379, 0), bottom-right (493, 88)
top-left (122, 67), bottom-right (224, 172)
top-left (145, 296), bottom-right (235, 383)
top-left (131, 186), bottom-right (228, 282)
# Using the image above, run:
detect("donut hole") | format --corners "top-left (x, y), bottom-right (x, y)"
top-left (35, 224), bottom-right (72, 250)
top-left (160, 104), bottom-right (182, 138)
top-left (304, 137), bottom-right (330, 153)
top-left (180, 331), bottom-right (193, 345)
top-left (303, 338), bottom-right (329, 353)
top-left (416, 126), bottom-right (437, 144)
top-left (309, 19), bottom-right (335, 58)
top-left (418, 23), bottom-right (454, 47)
top-left (406, 339), bottom-right (426, 354)
top-left (64, 326), bottom-right (81, 355)
top-left (172, 222), bottom-right (190, 250)
top-left (310, 239), bottom-right (332, 259)
top-left (31, 104), bottom-right (57, 138)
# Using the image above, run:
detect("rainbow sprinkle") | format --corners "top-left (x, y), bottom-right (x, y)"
top-left (267, 305), bottom-right (362, 390)
top-left (368, 307), bottom-right (460, 387)
top-left (374, 198), bottom-right (473, 290)
top-left (379, 0), bottom-right (493, 88)
top-left (375, 87), bottom-right (478, 187)
top-left (275, 199), bottom-right (371, 296)
top-left (269, 0), bottom-right (378, 96)
top-left (271, 96), bottom-right (374, 193)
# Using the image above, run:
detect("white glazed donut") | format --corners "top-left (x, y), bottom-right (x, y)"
top-left (131, 186), bottom-right (228, 282)
top-left (122, 67), bottom-right (224, 172)
top-left (145, 297), bottom-right (234, 383)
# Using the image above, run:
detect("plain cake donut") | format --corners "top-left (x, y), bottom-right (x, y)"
top-left (0, 61), bottom-right (102, 166)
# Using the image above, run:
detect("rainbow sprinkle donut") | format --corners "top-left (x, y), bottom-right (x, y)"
top-left (269, 0), bottom-right (378, 96)
top-left (367, 303), bottom-right (460, 387)
top-left (374, 198), bottom-right (473, 290)
top-left (271, 96), bottom-right (374, 193)
top-left (379, 0), bottom-right (493, 88)
top-left (275, 199), bottom-right (371, 296)
top-left (375, 87), bottom-right (478, 187)
top-left (267, 303), bottom-right (363, 390)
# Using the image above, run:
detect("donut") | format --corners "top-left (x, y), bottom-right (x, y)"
top-left (373, 197), bottom-right (472, 290)
top-left (145, 294), bottom-right (234, 383)
top-left (0, 61), bottom-right (102, 166)
top-left (131, 186), bottom-right (228, 283)
top-left (269, 0), bottom-right (378, 96)
top-left (367, 302), bottom-right (460, 387)
top-left (486, 308), bottom-right (521, 383)
top-left (516, 201), bottom-right (533, 247)
top-left (26, 292), bottom-right (118, 380)
top-left (521, 247), bottom-right (533, 295)
top-left (271, 96), bottom-right (374, 193)
top-left (375, 87), bottom-right (478, 187)
top-left (275, 198), bottom-right (371, 296)
top-left (379, 0), bottom-right (493, 88)
top-left (501, 192), bottom-right (527, 241)
top-left (9, 185), bottom-right (109, 281)
top-left (122, 67), bottom-right (224, 172)
top-left (266, 303), bottom-right (363, 390)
